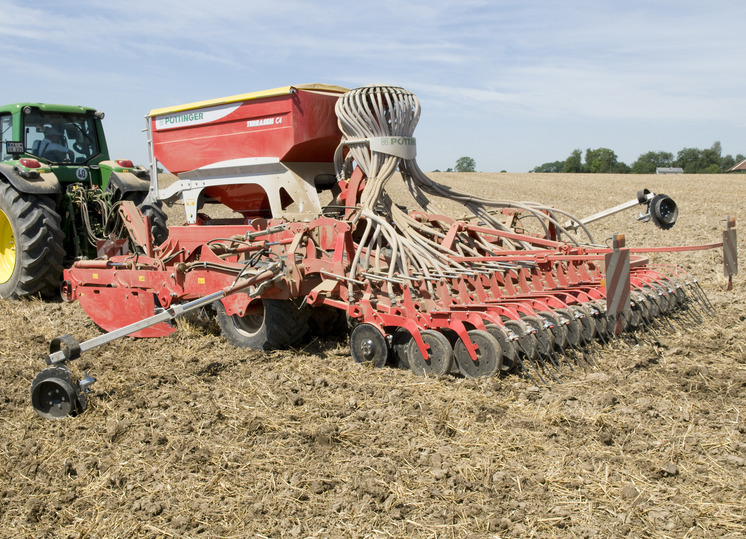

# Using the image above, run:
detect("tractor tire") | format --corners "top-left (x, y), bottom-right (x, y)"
top-left (119, 191), bottom-right (169, 246)
top-left (0, 182), bottom-right (64, 299)
top-left (139, 203), bottom-right (169, 246)
top-left (308, 304), bottom-right (347, 338)
top-left (214, 298), bottom-right (311, 350)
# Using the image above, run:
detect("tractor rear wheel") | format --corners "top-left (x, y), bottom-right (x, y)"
top-left (118, 191), bottom-right (169, 246)
top-left (138, 202), bottom-right (169, 246)
top-left (0, 183), bottom-right (64, 299)
top-left (215, 298), bottom-right (311, 350)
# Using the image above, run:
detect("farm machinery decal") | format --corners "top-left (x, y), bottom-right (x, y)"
top-left (28, 85), bottom-right (737, 419)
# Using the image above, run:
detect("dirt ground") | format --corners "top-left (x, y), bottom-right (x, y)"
top-left (1, 172), bottom-right (744, 538)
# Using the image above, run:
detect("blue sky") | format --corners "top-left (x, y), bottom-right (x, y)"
top-left (2, 0), bottom-right (744, 172)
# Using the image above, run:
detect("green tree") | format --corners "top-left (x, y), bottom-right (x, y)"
top-left (721, 155), bottom-right (736, 171)
top-left (563, 149), bottom-right (583, 173)
top-left (676, 142), bottom-right (723, 173)
top-left (675, 147), bottom-right (706, 173)
top-left (725, 153), bottom-right (746, 171)
top-left (454, 156), bottom-right (476, 172)
top-left (531, 160), bottom-right (565, 173)
top-left (631, 151), bottom-right (674, 174)
top-left (584, 147), bottom-right (628, 173)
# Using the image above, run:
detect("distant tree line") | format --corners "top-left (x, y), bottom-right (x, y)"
top-left (531, 142), bottom-right (744, 174)
top-left (436, 156), bottom-right (478, 173)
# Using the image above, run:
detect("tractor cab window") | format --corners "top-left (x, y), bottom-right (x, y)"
top-left (24, 110), bottom-right (100, 164)
top-left (0, 114), bottom-right (12, 161)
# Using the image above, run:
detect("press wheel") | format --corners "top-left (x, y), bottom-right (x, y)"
top-left (454, 329), bottom-right (502, 378)
top-left (521, 316), bottom-right (553, 356)
top-left (350, 323), bottom-right (388, 368)
top-left (554, 309), bottom-right (581, 348)
top-left (408, 329), bottom-right (453, 376)
top-left (30, 367), bottom-right (86, 420)
top-left (391, 327), bottom-right (413, 370)
top-left (485, 323), bottom-right (515, 372)
top-left (570, 305), bottom-right (595, 343)
top-left (502, 319), bottom-right (538, 360)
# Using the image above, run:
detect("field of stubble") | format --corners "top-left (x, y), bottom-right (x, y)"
top-left (0, 172), bottom-right (744, 538)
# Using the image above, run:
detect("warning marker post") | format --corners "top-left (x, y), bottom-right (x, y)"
top-left (723, 217), bottom-right (737, 291)
top-left (605, 234), bottom-right (631, 335)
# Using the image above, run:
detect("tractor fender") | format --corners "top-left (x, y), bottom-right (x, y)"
top-left (99, 161), bottom-right (150, 196)
top-left (0, 162), bottom-right (61, 195)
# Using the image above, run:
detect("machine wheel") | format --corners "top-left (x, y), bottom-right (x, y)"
top-left (502, 319), bottom-right (538, 361)
top-left (214, 298), bottom-right (310, 350)
top-left (453, 329), bottom-right (502, 378)
top-left (521, 316), bottom-right (553, 356)
top-left (485, 323), bottom-right (516, 372)
top-left (588, 301), bottom-right (610, 338)
top-left (30, 367), bottom-right (86, 419)
top-left (408, 329), bottom-right (453, 377)
top-left (349, 323), bottom-right (388, 368)
top-left (391, 327), bottom-right (413, 370)
top-left (539, 311), bottom-right (567, 349)
top-left (117, 190), bottom-right (169, 246)
top-left (0, 183), bottom-right (64, 299)
top-left (139, 202), bottom-right (169, 246)
top-left (308, 305), bottom-right (347, 338)
top-left (554, 309), bottom-right (581, 348)
top-left (570, 306), bottom-right (596, 343)
top-left (641, 286), bottom-right (662, 318)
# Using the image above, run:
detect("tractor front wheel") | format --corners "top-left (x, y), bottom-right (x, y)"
top-left (0, 183), bottom-right (64, 299)
top-left (214, 298), bottom-right (311, 350)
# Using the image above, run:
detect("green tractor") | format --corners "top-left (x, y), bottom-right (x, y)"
top-left (0, 103), bottom-right (161, 299)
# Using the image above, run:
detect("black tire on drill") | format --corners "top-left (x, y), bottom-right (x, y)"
top-left (0, 182), bottom-right (64, 299)
top-left (214, 298), bottom-right (311, 350)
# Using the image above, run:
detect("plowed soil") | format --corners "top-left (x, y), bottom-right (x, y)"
top-left (1, 172), bottom-right (744, 538)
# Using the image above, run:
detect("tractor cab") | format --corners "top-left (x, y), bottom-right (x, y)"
top-left (1, 104), bottom-right (113, 187)
top-left (22, 108), bottom-right (104, 165)
top-left (0, 102), bottom-right (154, 299)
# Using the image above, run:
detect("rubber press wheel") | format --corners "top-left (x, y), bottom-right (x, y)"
top-left (349, 323), bottom-right (388, 368)
top-left (521, 315), bottom-right (553, 356)
top-left (485, 323), bottom-right (516, 372)
top-left (408, 329), bottom-right (453, 377)
top-left (554, 309), bottom-right (581, 348)
top-left (30, 367), bottom-right (86, 420)
top-left (0, 183), bottom-right (64, 299)
top-left (570, 305), bottom-right (596, 344)
top-left (391, 327), bottom-right (413, 370)
top-left (215, 298), bottom-right (310, 350)
top-left (453, 329), bottom-right (502, 378)
top-left (502, 319), bottom-right (538, 361)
